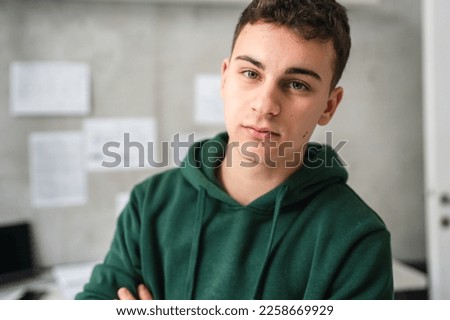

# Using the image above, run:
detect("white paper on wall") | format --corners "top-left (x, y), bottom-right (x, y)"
top-left (115, 192), bottom-right (130, 217)
top-left (194, 73), bottom-right (224, 125)
top-left (29, 132), bottom-right (87, 208)
top-left (10, 61), bottom-right (90, 116)
top-left (83, 118), bottom-right (158, 171)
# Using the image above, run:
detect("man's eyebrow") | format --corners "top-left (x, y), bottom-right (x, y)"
top-left (235, 55), bottom-right (265, 70)
top-left (285, 67), bottom-right (322, 81)
top-left (235, 55), bottom-right (322, 81)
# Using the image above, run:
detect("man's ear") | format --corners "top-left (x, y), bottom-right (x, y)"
top-left (220, 58), bottom-right (230, 97)
top-left (318, 86), bottom-right (344, 126)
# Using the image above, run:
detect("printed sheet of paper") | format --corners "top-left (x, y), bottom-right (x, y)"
top-left (194, 73), bottom-right (224, 125)
top-left (29, 132), bottom-right (87, 208)
top-left (115, 192), bottom-right (130, 217)
top-left (83, 118), bottom-right (158, 171)
top-left (10, 61), bottom-right (90, 116)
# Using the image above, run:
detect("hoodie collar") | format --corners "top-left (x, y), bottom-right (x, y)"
top-left (181, 132), bottom-right (348, 212)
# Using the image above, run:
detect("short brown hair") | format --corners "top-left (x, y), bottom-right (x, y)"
top-left (231, 0), bottom-right (351, 89)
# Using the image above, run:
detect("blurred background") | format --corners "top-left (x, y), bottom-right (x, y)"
top-left (0, 0), bottom-right (448, 299)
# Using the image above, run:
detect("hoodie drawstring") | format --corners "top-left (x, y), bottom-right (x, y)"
top-left (185, 185), bottom-right (288, 299)
top-left (184, 187), bottom-right (206, 299)
top-left (252, 185), bottom-right (288, 299)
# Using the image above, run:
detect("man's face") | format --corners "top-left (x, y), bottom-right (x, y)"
top-left (221, 22), bottom-right (343, 167)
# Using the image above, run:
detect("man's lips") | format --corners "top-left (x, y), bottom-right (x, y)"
top-left (243, 125), bottom-right (279, 139)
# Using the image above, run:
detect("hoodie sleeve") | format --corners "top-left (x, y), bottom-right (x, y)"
top-left (326, 228), bottom-right (394, 300)
top-left (75, 187), bottom-right (144, 300)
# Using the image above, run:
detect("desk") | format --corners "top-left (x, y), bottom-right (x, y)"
top-left (393, 259), bottom-right (427, 292)
top-left (0, 261), bottom-right (97, 300)
top-left (0, 270), bottom-right (63, 300)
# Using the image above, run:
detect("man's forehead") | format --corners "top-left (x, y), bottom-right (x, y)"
top-left (237, 22), bottom-right (305, 42)
top-left (233, 22), bottom-right (335, 64)
top-left (234, 22), bottom-right (334, 54)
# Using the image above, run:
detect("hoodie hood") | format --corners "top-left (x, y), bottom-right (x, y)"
top-left (180, 132), bottom-right (349, 299)
top-left (181, 131), bottom-right (348, 211)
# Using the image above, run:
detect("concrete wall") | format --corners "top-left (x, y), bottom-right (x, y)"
top-left (0, 0), bottom-right (424, 266)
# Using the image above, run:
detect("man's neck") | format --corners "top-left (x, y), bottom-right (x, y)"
top-left (216, 147), bottom-right (301, 206)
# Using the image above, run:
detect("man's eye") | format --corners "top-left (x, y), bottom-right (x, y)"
top-left (289, 81), bottom-right (307, 90)
top-left (243, 70), bottom-right (259, 79)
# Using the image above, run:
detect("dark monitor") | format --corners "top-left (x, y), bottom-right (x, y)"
top-left (0, 222), bottom-right (37, 285)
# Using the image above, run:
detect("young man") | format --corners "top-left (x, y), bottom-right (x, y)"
top-left (77, 0), bottom-right (393, 300)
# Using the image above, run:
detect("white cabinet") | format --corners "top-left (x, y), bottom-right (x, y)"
top-left (422, 0), bottom-right (450, 300)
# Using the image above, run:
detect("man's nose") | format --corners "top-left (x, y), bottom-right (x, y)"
top-left (251, 81), bottom-right (281, 117)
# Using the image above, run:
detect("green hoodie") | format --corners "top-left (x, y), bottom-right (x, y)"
top-left (76, 132), bottom-right (393, 300)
